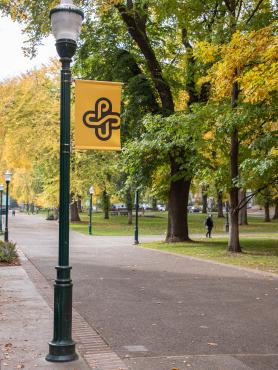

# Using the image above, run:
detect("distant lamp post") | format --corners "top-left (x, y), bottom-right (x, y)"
top-left (0, 184), bottom-right (4, 235)
top-left (89, 186), bottom-right (94, 235)
top-left (225, 201), bottom-right (229, 233)
top-left (4, 171), bottom-right (12, 242)
top-left (134, 190), bottom-right (139, 245)
top-left (46, 0), bottom-right (84, 363)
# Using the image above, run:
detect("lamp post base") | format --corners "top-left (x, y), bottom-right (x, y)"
top-left (46, 341), bottom-right (78, 362)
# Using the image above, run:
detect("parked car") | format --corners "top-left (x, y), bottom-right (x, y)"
top-left (191, 206), bottom-right (201, 213)
top-left (112, 203), bottom-right (126, 210)
top-left (141, 203), bottom-right (151, 210)
top-left (157, 204), bottom-right (166, 211)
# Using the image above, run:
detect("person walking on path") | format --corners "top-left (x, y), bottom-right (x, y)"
top-left (205, 214), bottom-right (214, 238)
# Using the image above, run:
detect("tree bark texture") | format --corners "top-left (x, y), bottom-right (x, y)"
top-left (102, 190), bottom-right (110, 220)
top-left (239, 189), bottom-right (248, 225)
top-left (228, 127), bottom-right (241, 252)
top-left (217, 191), bottom-right (224, 217)
top-left (70, 200), bottom-right (81, 222)
top-left (201, 185), bottom-right (208, 214)
top-left (126, 189), bottom-right (133, 225)
top-left (228, 78), bottom-right (241, 252)
top-left (166, 158), bottom-right (191, 242)
top-left (272, 200), bottom-right (278, 220)
top-left (77, 195), bottom-right (82, 212)
top-left (264, 201), bottom-right (271, 222)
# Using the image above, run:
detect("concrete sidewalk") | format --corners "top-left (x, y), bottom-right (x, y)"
top-left (0, 263), bottom-right (90, 370)
top-left (4, 213), bottom-right (278, 370)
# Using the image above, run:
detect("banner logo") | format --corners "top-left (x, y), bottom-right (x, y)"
top-left (75, 80), bottom-right (122, 151)
top-left (83, 98), bottom-right (120, 141)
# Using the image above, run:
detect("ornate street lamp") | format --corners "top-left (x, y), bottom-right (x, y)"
top-left (89, 186), bottom-right (94, 235)
top-left (4, 171), bottom-right (12, 242)
top-left (0, 184), bottom-right (4, 235)
top-left (134, 190), bottom-right (139, 245)
top-left (46, 0), bottom-right (84, 363)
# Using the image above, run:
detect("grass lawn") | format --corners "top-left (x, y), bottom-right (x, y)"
top-left (142, 237), bottom-right (278, 274)
top-left (70, 211), bottom-right (278, 236)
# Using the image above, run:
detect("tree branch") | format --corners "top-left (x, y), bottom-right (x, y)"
top-left (246, 0), bottom-right (265, 24)
top-left (207, 1), bottom-right (219, 32)
top-left (234, 177), bottom-right (278, 212)
top-left (236, 0), bottom-right (243, 22)
top-left (224, 0), bottom-right (233, 12)
top-left (115, 3), bottom-right (174, 113)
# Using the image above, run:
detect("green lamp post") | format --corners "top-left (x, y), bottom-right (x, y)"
top-left (89, 185), bottom-right (94, 235)
top-left (46, 0), bottom-right (84, 363)
top-left (4, 171), bottom-right (12, 242)
top-left (0, 184), bottom-right (4, 235)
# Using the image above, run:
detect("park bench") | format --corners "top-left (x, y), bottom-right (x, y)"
top-left (110, 209), bottom-right (129, 216)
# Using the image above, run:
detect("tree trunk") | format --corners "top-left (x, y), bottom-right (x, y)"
top-left (228, 127), bottom-right (241, 252)
top-left (166, 158), bottom-right (191, 242)
top-left (239, 189), bottom-right (248, 225)
top-left (217, 191), bottom-right (224, 218)
top-left (264, 201), bottom-right (271, 222)
top-left (54, 207), bottom-right (59, 220)
top-left (77, 195), bottom-right (82, 212)
top-left (152, 198), bottom-right (157, 210)
top-left (126, 189), bottom-right (132, 225)
top-left (272, 200), bottom-right (278, 220)
top-left (116, 4), bottom-right (174, 113)
top-left (70, 200), bottom-right (81, 222)
top-left (202, 185), bottom-right (208, 214)
top-left (228, 78), bottom-right (241, 253)
top-left (116, 5), bottom-right (193, 243)
top-left (102, 190), bottom-right (109, 219)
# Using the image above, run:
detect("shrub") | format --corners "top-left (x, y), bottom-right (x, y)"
top-left (0, 241), bottom-right (17, 263)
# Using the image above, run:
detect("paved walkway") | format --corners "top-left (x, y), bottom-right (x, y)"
top-left (0, 264), bottom-right (89, 370)
top-left (4, 213), bottom-right (278, 369)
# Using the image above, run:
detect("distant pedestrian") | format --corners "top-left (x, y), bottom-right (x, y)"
top-left (205, 214), bottom-right (213, 238)
top-left (12, 209), bottom-right (16, 216)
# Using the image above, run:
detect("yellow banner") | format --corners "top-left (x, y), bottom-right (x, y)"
top-left (75, 80), bottom-right (122, 151)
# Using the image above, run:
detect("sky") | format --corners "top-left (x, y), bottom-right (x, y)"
top-left (0, 16), bottom-right (57, 81)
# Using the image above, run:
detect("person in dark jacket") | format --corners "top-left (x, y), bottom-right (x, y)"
top-left (205, 215), bottom-right (213, 238)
